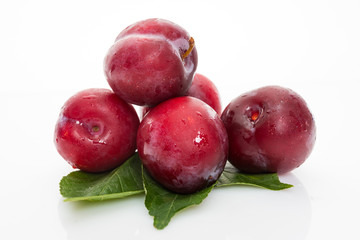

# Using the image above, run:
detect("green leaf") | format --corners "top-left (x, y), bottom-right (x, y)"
top-left (216, 165), bottom-right (293, 190)
top-left (60, 153), bottom-right (144, 202)
top-left (142, 167), bottom-right (214, 230)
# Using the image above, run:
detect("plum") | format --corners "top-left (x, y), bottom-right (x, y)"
top-left (187, 73), bottom-right (222, 115)
top-left (54, 88), bottom-right (140, 172)
top-left (137, 96), bottom-right (228, 194)
top-left (104, 18), bottom-right (198, 107)
top-left (140, 73), bottom-right (222, 119)
top-left (221, 86), bottom-right (316, 174)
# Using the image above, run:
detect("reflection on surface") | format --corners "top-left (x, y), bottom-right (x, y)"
top-left (58, 173), bottom-right (311, 240)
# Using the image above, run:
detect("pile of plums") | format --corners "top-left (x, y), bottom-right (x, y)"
top-left (54, 18), bottom-right (316, 194)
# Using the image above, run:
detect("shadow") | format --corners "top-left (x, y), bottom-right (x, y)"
top-left (204, 172), bottom-right (312, 240)
top-left (58, 194), bottom-right (150, 240)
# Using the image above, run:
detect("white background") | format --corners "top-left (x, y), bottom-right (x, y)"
top-left (1, 0), bottom-right (359, 239)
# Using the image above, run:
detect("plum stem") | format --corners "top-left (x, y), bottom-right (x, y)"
top-left (251, 112), bottom-right (259, 121)
top-left (181, 37), bottom-right (195, 60)
top-left (92, 126), bottom-right (100, 132)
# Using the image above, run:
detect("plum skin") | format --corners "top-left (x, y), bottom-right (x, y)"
top-left (221, 86), bottom-right (316, 174)
top-left (140, 73), bottom-right (222, 119)
top-left (54, 88), bottom-right (140, 173)
top-left (187, 73), bottom-right (222, 115)
top-left (104, 18), bottom-right (198, 107)
top-left (137, 96), bottom-right (229, 194)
